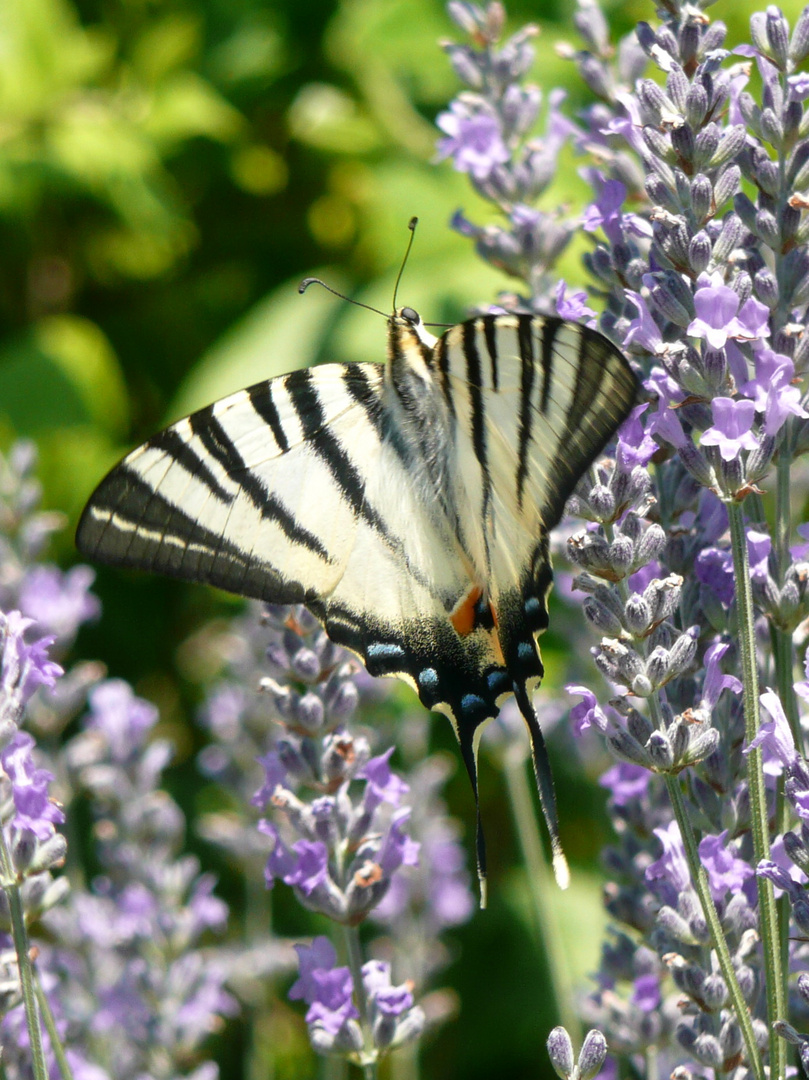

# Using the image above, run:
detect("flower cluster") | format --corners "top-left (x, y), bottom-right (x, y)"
top-left (439, 2), bottom-right (809, 1078)
top-left (0, 444), bottom-right (235, 1080)
top-left (193, 603), bottom-right (473, 1066)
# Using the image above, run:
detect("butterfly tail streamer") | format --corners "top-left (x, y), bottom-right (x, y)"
top-left (457, 732), bottom-right (488, 910)
top-left (513, 682), bottom-right (570, 891)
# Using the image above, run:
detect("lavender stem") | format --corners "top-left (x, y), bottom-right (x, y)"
top-left (0, 828), bottom-right (49, 1080)
top-left (727, 499), bottom-right (786, 1080)
top-left (663, 772), bottom-right (765, 1080)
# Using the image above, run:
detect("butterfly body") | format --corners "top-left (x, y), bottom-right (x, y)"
top-left (77, 305), bottom-right (638, 890)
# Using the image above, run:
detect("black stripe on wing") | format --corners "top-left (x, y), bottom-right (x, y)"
top-left (516, 316), bottom-right (536, 509)
top-left (542, 320), bottom-right (638, 529)
top-left (75, 466), bottom-right (307, 604)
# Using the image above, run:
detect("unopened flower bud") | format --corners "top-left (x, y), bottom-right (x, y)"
top-left (547, 1026), bottom-right (576, 1079)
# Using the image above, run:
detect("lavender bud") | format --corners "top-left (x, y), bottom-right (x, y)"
top-left (443, 44), bottom-right (484, 88)
top-left (609, 533), bottom-right (635, 575)
top-left (578, 1029), bottom-right (608, 1080)
top-left (711, 125), bottom-right (746, 168)
top-left (27, 833), bottom-right (68, 875)
top-left (669, 717), bottom-right (690, 763)
top-left (798, 972), bottom-right (809, 1006)
top-left (678, 21), bottom-right (699, 68)
top-left (691, 1031), bottom-right (723, 1069)
top-left (640, 80), bottom-right (678, 126)
top-left (713, 213), bottom-right (742, 263)
top-left (646, 730), bottom-right (672, 770)
top-left (694, 125), bottom-right (721, 171)
top-left (754, 267), bottom-right (779, 307)
top-left (667, 630), bottom-right (698, 676)
top-left (780, 201), bottom-right (801, 245)
top-left (624, 594), bottom-right (652, 635)
top-left (645, 646), bottom-right (670, 687)
top-left (667, 66), bottom-right (689, 112)
top-left (627, 706), bottom-right (652, 743)
top-left (606, 727), bottom-right (649, 767)
top-left (547, 1027), bottom-right (576, 1079)
top-left (793, 895), bottom-right (809, 938)
top-left (750, 12), bottom-right (771, 58)
top-left (619, 512), bottom-right (642, 544)
top-left (691, 174), bottom-right (714, 223)
top-left (774, 1020), bottom-right (805, 1045)
top-left (720, 1017), bottom-right (743, 1061)
top-left (689, 231), bottom-right (712, 273)
top-left (290, 647), bottom-right (321, 681)
top-left (791, 142), bottom-right (809, 188)
top-left (766, 5), bottom-right (790, 68)
top-left (648, 279), bottom-right (691, 327)
top-left (747, 435), bottom-right (776, 485)
top-left (643, 125), bottom-right (674, 162)
top-left (760, 107), bottom-right (784, 150)
top-left (783, 830), bottom-right (809, 874)
top-left (791, 6), bottom-right (809, 63)
top-left (584, 596), bottom-right (624, 635)
top-left (590, 483), bottom-right (616, 520)
top-left (755, 208), bottom-right (780, 249)
top-left (296, 692), bottom-right (325, 732)
top-left (630, 672), bottom-right (652, 697)
top-left (731, 269), bottom-right (753, 302)
top-left (733, 191), bottom-right (759, 235)
top-left (703, 348), bottom-right (728, 388)
top-left (658, 904), bottom-right (697, 943)
top-left (637, 523), bottom-right (666, 564)
top-left (685, 83), bottom-right (709, 128)
top-left (645, 173), bottom-right (679, 213)
top-left (579, 55), bottom-right (614, 100)
top-left (574, 0), bottom-right (610, 54)
top-left (713, 165), bottom-right (741, 209)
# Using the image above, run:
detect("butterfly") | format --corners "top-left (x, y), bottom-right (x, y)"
top-left (76, 297), bottom-right (638, 897)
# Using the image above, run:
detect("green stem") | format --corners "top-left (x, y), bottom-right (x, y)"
top-left (342, 924), bottom-right (377, 1080)
top-left (727, 500), bottom-right (786, 1080)
top-left (0, 829), bottom-right (49, 1080)
top-left (664, 775), bottom-right (765, 1080)
top-left (502, 746), bottom-right (580, 1041)
top-left (35, 975), bottom-right (73, 1080)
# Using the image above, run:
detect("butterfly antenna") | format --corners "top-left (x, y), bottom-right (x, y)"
top-left (391, 216), bottom-right (418, 312)
top-left (298, 278), bottom-right (388, 319)
top-left (513, 682), bottom-right (570, 890)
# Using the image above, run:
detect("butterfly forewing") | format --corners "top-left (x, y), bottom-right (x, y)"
top-left (77, 308), bottom-right (638, 887)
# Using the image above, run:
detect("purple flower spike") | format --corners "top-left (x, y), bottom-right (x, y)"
top-left (687, 281), bottom-right (744, 349)
top-left (745, 690), bottom-right (798, 773)
top-left (645, 821), bottom-right (690, 903)
top-left (359, 748), bottom-right (409, 809)
top-left (617, 404), bottom-right (657, 469)
top-left (289, 937), bottom-right (338, 1002)
top-left (18, 565), bottom-right (100, 641)
top-left (624, 291), bottom-right (664, 355)
top-left (747, 529), bottom-right (772, 582)
top-left (1, 730), bottom-right (65, 839)
top-left (1, 610), bottom-right (63, 706)
top-left (700, 397), bottom-right (759, 461)
top-left (555, 280), bottom-right (596, 322)
top-left (566, 685), bottom-right (609, 735)
top-left (436, 101), bottom-right (510, 180)
top-left (698, 831), bottom-right (755, 901)
top-left (701, 643), bottom-right (742, 709)
top-left (599, 762), bottom-right (650, 806)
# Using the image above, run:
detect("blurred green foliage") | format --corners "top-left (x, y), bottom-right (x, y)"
top-left (0, 0), bottom-right (767, 1077)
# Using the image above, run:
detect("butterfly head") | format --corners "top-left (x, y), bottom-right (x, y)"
top-left (390, 306), bottom-right (438, 352)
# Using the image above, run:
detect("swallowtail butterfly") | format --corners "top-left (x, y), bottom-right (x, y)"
top-left (77, 297), bottom-right (638, 893)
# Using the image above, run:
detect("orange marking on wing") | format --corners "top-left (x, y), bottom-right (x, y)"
top-left (450, 585), bottom-right (483, 637)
